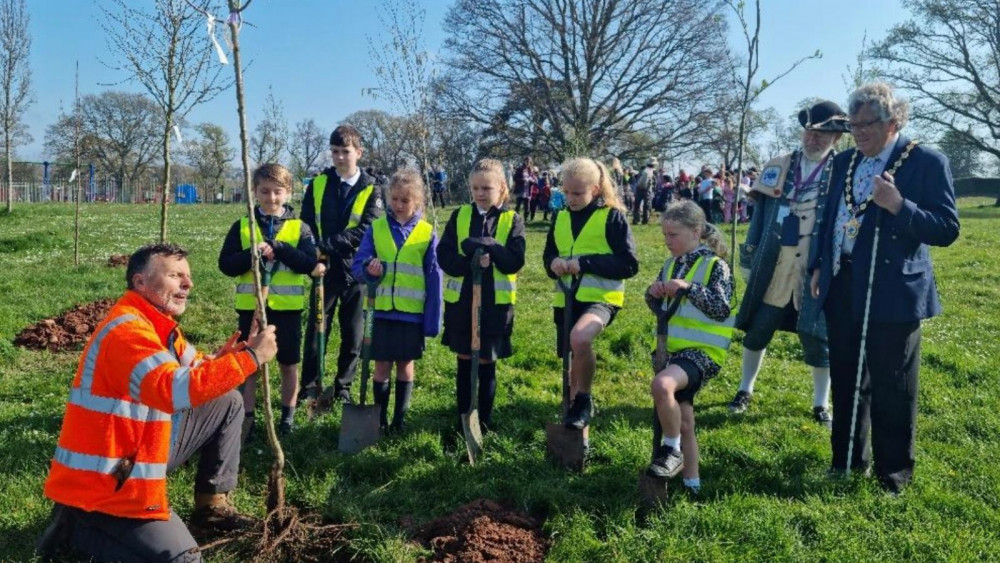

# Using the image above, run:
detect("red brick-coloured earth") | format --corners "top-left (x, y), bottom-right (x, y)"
top-left (13, 299), bottom-right (115, 352)
top-left (414, 499), bottom-right (548, 563)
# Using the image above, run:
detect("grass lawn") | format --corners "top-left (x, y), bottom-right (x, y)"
top-left (1, 198), bottom-right (998, 561)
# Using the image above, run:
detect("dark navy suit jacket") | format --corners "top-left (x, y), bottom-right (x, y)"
top-left (810, 135), bottom-right (960, 323)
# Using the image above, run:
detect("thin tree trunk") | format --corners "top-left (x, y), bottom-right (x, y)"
top-left (227, 1), bottom-right (286, 515)
top-left (74, 62), bottom-right (81, 265)
top-left (160, 118), bottom-right (172, 243)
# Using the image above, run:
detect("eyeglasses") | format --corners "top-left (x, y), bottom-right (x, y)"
top-left (847, 117), bottom-right (884, 134)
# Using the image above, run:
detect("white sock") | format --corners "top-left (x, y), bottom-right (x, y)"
top-left (683, 477), bottom-right (701, 489)
top-left (739, 347), bottom-right (767, 393)
top-left (660, 434), bottom-right (681, 449)
top-left (812, 366), bottom-right (831, 408)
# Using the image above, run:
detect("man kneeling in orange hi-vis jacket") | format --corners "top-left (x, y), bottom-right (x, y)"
top-left (36, 243), bottom-right (277, 562)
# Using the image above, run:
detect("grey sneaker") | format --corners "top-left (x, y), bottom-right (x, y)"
top-left (647, 444), bottom-right (684, 479)
top-left (728, 390), bottom-right (752, 414)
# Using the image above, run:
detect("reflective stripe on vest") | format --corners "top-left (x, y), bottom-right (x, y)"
top-left (237, 217), bottom-right (306, 311)
top-left (442, 205), bottom-right (517, 304)
top-left (372, 217), bottom-right (432, 313)
top-left (67, 314), bottom-right (172, 423)
top-left (54, 447), bottom-right (167, 480)
top-left (663, 255), bottom-right (734, 364)
top-left (552, 207), bottom-right (624, 307)
top-left (311, 174), bottom-right (375, 237)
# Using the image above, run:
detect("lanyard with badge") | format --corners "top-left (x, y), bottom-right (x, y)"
top-left (778, 153), bottom-right (828, 247)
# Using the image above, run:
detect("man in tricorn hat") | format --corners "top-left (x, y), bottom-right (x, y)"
top-left (727, 100), bottom-right (850, 425)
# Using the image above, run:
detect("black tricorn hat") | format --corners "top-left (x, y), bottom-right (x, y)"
top-left (798, 100), bottom-right (850, 133)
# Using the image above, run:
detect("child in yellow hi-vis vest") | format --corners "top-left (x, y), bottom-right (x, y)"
top-left (351, 168), bottom-right (441, 433)
top-left (438, 159), bottom-right (526, 433)
top-left (218, 163), bottom-right (324, 440)
top-left (542, 157), bottom-right (640, 440)
top-left (645, 200), bottom-right (734, 494)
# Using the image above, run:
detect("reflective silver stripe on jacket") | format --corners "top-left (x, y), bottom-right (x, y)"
top-left (172, 367), bottom-right (192, 410)
top-left (128, 351), bottom-right (176, 401)
top-left (669, 325), bottom-right (733, 349)
top-left (386, 263), bottom-right (424, 277)
top-left (268, 285), bottom-right (305, 296)
top-left (554, 276), bottom-right (623, 292)
top-left (54, 447), bottom-right (167, 480)
top-left (494, 279), bottom-right (516, 292)
top-left (445, 278), bottom-right (462, 292)
top-left (675, 301), bottom-right (735, 327)
top-left (67, 314), bottom-right (170, 422)
top-left (376, 287), bottom-right (426, 301)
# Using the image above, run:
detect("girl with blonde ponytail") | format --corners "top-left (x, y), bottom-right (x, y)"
top-left (643, 200), bottom-right (734, 494)
top-left (541, 157), bottom-right (640, 438)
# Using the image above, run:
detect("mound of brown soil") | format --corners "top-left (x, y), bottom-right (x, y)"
top-left (414, 498), bottom-right (548, 563)
top-left (13, 299), bottom-right (115, 352)
top-left (107, 254), bottom-right (129, 267)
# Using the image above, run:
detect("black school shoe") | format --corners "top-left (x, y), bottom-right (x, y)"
top-left (647, 445), bottom-right (684, 479)
top-left (334, 387), bottom-right (354, 405)
top-left (728, 390), bottom-right (752, 414)
top-left (564, 394), bottom-right (593, 430)
top-left (812, 406), bottom-right (832, 428)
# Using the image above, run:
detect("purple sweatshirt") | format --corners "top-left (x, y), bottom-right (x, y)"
top-left (351, 211), bottom-right (442, 337)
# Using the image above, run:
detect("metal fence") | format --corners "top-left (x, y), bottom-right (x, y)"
top-left (0, 178), bottom-right (252, 204)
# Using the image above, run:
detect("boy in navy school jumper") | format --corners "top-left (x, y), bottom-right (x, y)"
top-left (299, 125), bottom-right (383, 405)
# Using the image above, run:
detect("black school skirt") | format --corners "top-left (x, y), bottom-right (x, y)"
top-left (370, 318), bottom-right (425, 362)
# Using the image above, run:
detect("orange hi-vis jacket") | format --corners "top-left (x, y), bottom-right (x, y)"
top-left (43, 291), bottom-right (259, 520)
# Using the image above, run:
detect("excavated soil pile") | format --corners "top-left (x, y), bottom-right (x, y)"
top-left (414, 499), bottom-right (548, 563)
top-left (14, 299), bottom-right (115, 352)
top-left (107, 254), bottom-right (129, 267)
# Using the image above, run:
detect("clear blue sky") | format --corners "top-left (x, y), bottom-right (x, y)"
top-left (22, 0), bottom-right (907, 163)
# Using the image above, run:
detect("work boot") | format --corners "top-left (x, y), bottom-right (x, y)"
top-left (564, 393), bottom-right (593, 430)
top-left (647, 445), bottom-right (684, 479)
top-left (812, 406), bottom-right (832, 428)
top-left (728, 390), bottom-right (752, 414)
top-left (189, 494), bottom-right (254, 533)
top-left (278, 420), bottom-right (294, 436)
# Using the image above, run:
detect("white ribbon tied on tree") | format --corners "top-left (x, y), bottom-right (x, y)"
top-left (206, 13), bottom-right (229, 65)
top-left (172, 125), bottom-right (183, 145)
top-left (69, 169), bottom-right (78, 183)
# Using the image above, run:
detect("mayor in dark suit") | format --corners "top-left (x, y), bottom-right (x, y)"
top-left (809, 82), bottom-right (960, 493)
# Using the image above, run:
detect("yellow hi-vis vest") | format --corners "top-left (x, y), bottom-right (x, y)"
top-left (310, 174), bottom-right (376, 238)
top-left (443, 205), bottom-right (517, 305)
top-left (552, 207), bottom-right (624, 307)
top-left (372, 216), bottom-right (432, 313)
top-left (662, 254), bottom-right (734, 365)
top-left (236, 217), bottom-right (306, 311)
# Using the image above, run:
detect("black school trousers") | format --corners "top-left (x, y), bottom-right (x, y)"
top-left (300, 277), bottom-right (363, 395)
top-left (825, 257), bottom-right (921, 492)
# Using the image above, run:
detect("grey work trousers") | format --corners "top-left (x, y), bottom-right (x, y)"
top-left (53, 389), bottom-right (243, 562)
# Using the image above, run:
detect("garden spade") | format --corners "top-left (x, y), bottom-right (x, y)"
top-left (545, 274), bottom-right (585, 471)
top-left (338, 274), bottom-right (381, 454)
top-left (461, 248), bottom-right (486, 465)
top-left (640, 292), bottom-right (683, 502)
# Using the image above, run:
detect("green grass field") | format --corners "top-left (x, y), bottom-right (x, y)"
top-left (1, 199), bottom-right (998, 561)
